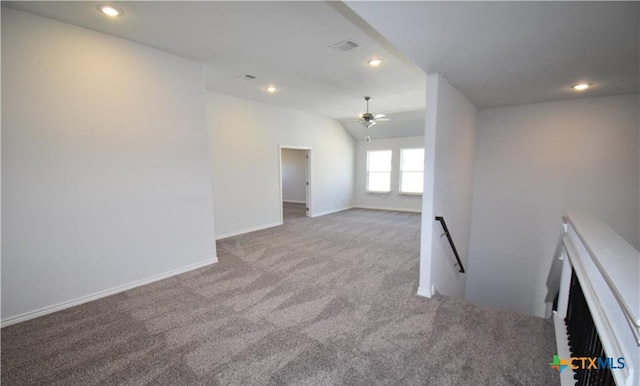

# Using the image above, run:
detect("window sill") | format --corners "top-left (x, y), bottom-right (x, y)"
top-left (399, 192), bottom-right (423, 196)
top-left (366, 191), bottom-right (391, 195)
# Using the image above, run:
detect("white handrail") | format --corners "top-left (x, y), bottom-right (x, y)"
top-left (550, 211), bottom-right (639, 386)
top-left (566, 212), bottom-right (640, 344)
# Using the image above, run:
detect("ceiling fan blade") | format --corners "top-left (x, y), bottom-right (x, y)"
top-left (376, 118), bottom-right (391, 122)
top-left (374, 114), bottom-right (385, 119)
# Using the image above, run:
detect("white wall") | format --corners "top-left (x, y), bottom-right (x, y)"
top-left (419, 74), bottom-right (477, 300)
top-left (1, 8), bottom-right (217, 322)
top-left (354, 136), bottom-right (424, 212)
top-left (207, 91), bottom-right (354, 238)
top-left (281, 149), bottom-right (307, 203)
top-left (466, 94), bottom-right (640, 317)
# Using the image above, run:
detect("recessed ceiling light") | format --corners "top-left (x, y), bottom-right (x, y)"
top-left (98, 5), bottom-right (123, 17)
top-left (368, 59), bottom-right (383, 67)
top-left (266, 86), bottom-right (277, 93)
top-left (572, 83), bottom-right (591, 91)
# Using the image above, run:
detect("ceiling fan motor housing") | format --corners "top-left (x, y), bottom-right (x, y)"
top-left (362, 112), bottom-right (374, 122)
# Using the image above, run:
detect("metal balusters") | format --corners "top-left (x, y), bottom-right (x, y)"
top-left (565, 271), bottom-right (615, 386)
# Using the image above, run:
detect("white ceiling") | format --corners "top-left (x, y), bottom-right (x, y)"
top-left (4, 1), bottom-right (638, 141)
top-left (3, 1), bottom-right (427, 141)
top-left (345, 1), bottom-right (639, 109)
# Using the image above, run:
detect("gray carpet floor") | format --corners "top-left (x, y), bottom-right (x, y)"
top-left (283, 202), bottom-right (307, 221)
top-left (1, 208), bottom-right (559, 385)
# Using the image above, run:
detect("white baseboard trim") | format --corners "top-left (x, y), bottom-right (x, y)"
top-left (216, 221), bottom-right (283, 240)
top-left (0, 257), bottom-right (218, 328)
top-left (311, 206), bottom-right (354, 218)
top-left (354, 205), bottom-right (422, 213)
top-left (283, 200), bottom-right (306, 204)
top-left (416, 286), bottom-right (433, 298)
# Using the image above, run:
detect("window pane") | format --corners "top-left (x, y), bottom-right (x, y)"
top-left (401, 148), bottom-right (424, 172)
top-left (368, 172), bottom-right (391, 192)
top-left (401, 172), bottom-right (424, 194)
top-left (367, 150), bottom-right (392, 172)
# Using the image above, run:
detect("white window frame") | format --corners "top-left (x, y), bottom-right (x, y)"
top-left (399, 147), bottom-right (424, 195)
top-left (366, 149), bottom-right (392, 193)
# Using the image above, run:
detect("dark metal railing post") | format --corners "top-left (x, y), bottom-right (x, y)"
top-left (434, 216), bottom-right (465, 273)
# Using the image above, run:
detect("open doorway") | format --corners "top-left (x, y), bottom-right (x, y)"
top-left (279, 146), bottom-right (311, 222)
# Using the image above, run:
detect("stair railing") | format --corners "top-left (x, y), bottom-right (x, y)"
top-left (434, 216), bottom-right (465, 273)
top-left (546, 212), bottom-right (638, 386)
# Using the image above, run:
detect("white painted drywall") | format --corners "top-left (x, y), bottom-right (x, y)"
top-left (354, 136), bottom-right (424, 212)
top-left (281, 149), bottom-right (307, 203)
top-left (207, 91), bottom-right (354, 238)
top-left (419, 75), bottom-right (477, 300)
top-left (1, 8), bottom-right (217, 322)
top-left (466, 94), bottom-right (640, 317)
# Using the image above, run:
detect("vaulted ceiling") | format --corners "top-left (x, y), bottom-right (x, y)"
top-left (5, 1), bottom-right (638, 141)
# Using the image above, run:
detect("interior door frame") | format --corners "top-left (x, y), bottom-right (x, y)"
top-left (279, 145), bottom-right (312, 222)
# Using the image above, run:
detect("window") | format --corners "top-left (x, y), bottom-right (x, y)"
top-left (400, 148), bottom-right (424, 194)
top-left (366, 150), bottom-right (392, 192)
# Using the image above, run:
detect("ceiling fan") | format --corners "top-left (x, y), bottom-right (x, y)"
top-left (359, 96), bottom-right (389, 128)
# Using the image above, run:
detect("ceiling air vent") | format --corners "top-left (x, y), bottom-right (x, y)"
top-left (329, 39), bottom-right (359, 53)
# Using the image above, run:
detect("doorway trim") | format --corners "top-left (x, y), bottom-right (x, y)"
top-left (279, 145), bottom-right (312, 223)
